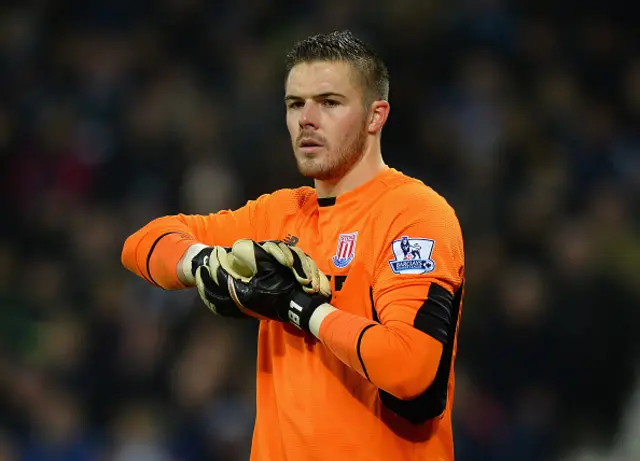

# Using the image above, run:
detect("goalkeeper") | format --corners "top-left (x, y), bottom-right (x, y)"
top-left (122, 30), bottom-right (464, 461)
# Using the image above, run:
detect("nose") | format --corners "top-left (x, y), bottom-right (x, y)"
top-left (299, 101), bottom-right (319, 129)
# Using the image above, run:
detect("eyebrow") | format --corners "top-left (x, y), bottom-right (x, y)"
top-left (284, 92), bottom-right (347, 102)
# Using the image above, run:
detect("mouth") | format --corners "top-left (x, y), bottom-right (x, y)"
top-left (298, 138), bottom-right (323, 148)
top-left (298, 138), bottom-right (324, 155)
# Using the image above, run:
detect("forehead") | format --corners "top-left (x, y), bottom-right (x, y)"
top-left (285, 60), bottom-right (362, 97)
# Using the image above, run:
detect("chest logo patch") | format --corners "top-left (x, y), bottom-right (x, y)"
top-left (389, 236), bottom-right (436, 274)
top-left (332, 232), bottom-right (358, 268)
top-left (282, 234), bottom-right (299, 246)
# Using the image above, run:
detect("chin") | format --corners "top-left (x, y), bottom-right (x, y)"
top-left (296, 160), bottom-right (336, 181)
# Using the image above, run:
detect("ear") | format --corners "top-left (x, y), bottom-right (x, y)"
top-left (367, 100), bottom-right (390, 134)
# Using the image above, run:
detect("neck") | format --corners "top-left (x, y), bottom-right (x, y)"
top-left (314, 140), bottom-right (386, 198)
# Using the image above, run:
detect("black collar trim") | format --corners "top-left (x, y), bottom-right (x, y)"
top-left (318, 197), bottom-right (337, 207)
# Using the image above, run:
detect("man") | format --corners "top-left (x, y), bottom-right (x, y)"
top-left (122, 30), bottom-right (464, 460)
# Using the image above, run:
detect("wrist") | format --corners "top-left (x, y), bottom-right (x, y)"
top-left (308, 303), bottom-right (337, 338)
top-left (286, 290), bottom-right (335, 335)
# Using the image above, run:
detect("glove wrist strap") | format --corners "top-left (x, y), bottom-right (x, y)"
top-left (287, 290), bottom-right (327, 333)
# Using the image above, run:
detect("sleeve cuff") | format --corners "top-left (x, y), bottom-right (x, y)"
top-left (308, 303), bottom-right (338, 338)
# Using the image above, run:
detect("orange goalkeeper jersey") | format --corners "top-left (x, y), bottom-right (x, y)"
top-left (122, 167), bottom-right (465, 461)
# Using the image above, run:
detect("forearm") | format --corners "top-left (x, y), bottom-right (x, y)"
top-left (121, 216), bottom-right (200, 289)
top-left (312, 307), bottom-right (443, 399)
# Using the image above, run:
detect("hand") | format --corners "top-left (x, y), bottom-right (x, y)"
top-left (229, 239), bottom-right (332, 331)
top-left (190, 245), bottom-right (252, 319)
top-left (255, 240), bottom-right (331, 295)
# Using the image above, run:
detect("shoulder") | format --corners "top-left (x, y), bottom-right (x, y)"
top-left (253, 186), bottom-right (316, 215)
top-left (379, 170), bottom-right (459, 225)
top-left (377, 171), bottom-right (465, 270)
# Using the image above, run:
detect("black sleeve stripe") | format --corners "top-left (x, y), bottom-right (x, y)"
top-left (379, 282), bottom-right (464, 425)
top-left (424, 284), bottom-right (455, 312)
top-left (356, 324), bottom-right (377, 381)
top-left (369, 286), bottom-right (380, 323)
top-left (146, 232), bottom-right (180, 287)
top-left (413, 283), bottom-right (454, 344)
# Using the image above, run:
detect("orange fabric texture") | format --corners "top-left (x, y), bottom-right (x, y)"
top-left (121, 217), bottom-right (195, 289)
top-left (121, 167), bottom-right (465, 461)
top-left (318, 311), bottom-right (444, 399)
top-left (316, 309), bottom-right (376, 379)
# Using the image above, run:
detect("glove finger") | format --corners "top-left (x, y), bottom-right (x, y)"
top-left (296, 254), bottom-right (331, 297)
top-left (317, 271), bottom-right (332, 297)
top-left (289, 246), bottom-right (317, 287)
top-left (259, 241), bottom-right (295, 268)
top-left (233, 239), bottom-right (291, 279)
top-left (215, 245), bottom-right (254, 282)
top-left (262, 241), bottom-right (314, 287)
top-left (227, 239), bottom-right (262, 277)
top-left (216, 242), bottom-right (274, 318)
top-left (195, 266), bottom-right (220, 315)
top-left (205, 250), bottom-right (249, 310)
top-left (263, 241), bottom-right (319, 290)
top-left (204, 247), bottom-right (223, 285)
top-left (237, 239), bottom-right (324, 296)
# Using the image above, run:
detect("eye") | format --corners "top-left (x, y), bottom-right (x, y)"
top-left (322, 99), bottom-right (339, 107)
top-left (287, 101), bottom-right (304, 110)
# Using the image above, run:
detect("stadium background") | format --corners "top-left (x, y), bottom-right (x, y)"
top-left (0, 1), bottom-right (638, 460)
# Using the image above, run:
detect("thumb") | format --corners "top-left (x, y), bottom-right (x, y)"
top-left (232, 239), bottom-right (285, 277)
top-left (216, 245), bottom-right (254, 282)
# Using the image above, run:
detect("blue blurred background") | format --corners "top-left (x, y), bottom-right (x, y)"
top-left (0, 1), bottom-right (638, 460)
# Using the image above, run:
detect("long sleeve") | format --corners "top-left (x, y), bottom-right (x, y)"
top-left (314, 190), bottom-right (463, 402)
top-left (121, 196), bottom-right (267, 289)
top-left (120, 188), bottom-right (314, 289)
top-left (317, 309), bottom-right (443, 399)
top-left (121, 215), bottom-right (200, 289)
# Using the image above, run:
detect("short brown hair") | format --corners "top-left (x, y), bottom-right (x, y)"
top-left (285, 30), bottom-right (390, 103)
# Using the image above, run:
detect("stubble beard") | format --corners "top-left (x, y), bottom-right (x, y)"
top-left (295, 124), bottom-right (369, 181)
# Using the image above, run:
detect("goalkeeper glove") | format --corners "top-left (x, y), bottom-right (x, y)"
top-left (186, 245), bottom-right (250, 319)
top-left (188, 240), bottom-right (328, 327)
top-left (183, 244), bottom-right (291, 320)
top-left (229, 239), bottom-right (332, 332)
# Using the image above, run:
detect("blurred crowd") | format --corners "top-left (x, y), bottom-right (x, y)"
top-left (0, 1), bottom-right (638, 460)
